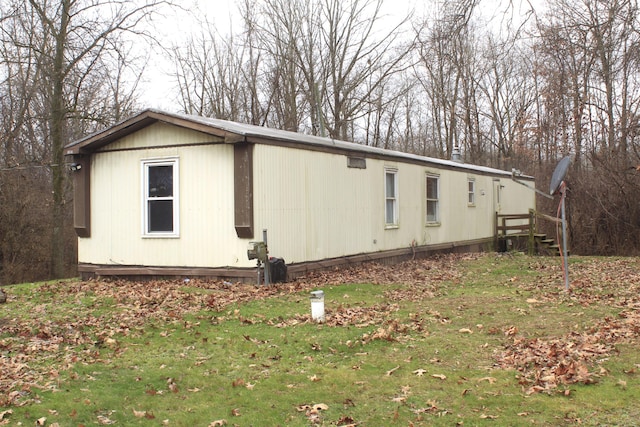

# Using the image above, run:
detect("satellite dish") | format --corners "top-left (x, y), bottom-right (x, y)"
top-left (549, 156), bottom-right (572, 195)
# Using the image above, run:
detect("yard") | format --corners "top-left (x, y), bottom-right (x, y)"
top-left (1, 253), bottom-right (639, 426)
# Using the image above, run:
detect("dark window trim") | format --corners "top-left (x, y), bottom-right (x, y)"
top-left (234, 143), bottom-right (254, 238)
top-left (72, 155), bottom-right (91, 237)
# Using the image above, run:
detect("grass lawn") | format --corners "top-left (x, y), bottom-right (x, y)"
top-left (1, 253), bottom-right (640, 426)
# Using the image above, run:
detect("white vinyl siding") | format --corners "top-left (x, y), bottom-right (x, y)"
top-left (142, 157), bottom-right (179, 237)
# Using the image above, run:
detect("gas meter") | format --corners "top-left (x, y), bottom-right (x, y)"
top-left (247, 241), bottom-right (268, 262)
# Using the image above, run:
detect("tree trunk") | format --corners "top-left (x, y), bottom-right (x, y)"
top-left (50, 0), bottom-right (71, 279)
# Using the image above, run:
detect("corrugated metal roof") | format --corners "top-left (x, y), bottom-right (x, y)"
top-left (66, 108), bottom-right (531, 179)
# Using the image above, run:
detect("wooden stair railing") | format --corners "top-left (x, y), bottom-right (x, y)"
top-left (495, 209), bottom-right (565, 255)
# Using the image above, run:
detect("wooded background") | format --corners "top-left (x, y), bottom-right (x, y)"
top-left (1, 0), bottom-right (639, 284)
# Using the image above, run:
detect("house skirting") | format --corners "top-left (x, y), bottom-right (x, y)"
top-left (77, 237), bottom-right (494, 282)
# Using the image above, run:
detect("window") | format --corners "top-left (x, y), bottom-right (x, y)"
top-left (142, 158), bottom-right (179, 237)
top-left (385, 169), bottom-right (398, 226)
top-left (426, 174), bottom-right (439, 223)
top-left (468, 178), bottom-right (476, 205)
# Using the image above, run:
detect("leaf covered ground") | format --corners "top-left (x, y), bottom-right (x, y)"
top-left (1, 253), bottom-right (640, 425)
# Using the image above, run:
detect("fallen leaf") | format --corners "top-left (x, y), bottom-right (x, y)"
top-left (525, 385), bottom-right (546, 395)
top-left (385, 366), bottom-right (400, 376)
top-left (504, 325), bottom-right (518, 336)
top-left (97, 415), bottom-right (115, 425)
top-left (36, 417), bottom-right (46, 426)
top-left (308, 374), bottom-right (321, 382)
top-left (296, 403), bottom-right (328, 414)
top-left (478, 377), bottom-right (497, 384)
top-left (208, 420), bottom-right (227, 427)
top-left (540, 374), bottom-right (556, 384)
top-left (245, 382), bottom-right (255, 390)
top-left (459, 328), bottom-right (473, 334)
top-left (336, 415), bottom-right (357, 427)
top-left (0, 410), bottom-right (12, 421)
top-left (480, 414), bottom-right (499, 419)
top-left (343, 398), bottom-right (356, 407)
top-left (231, 408), bottom-right (241, 416)
top-left (432, 374), bottom-right (447, 380)
top-left (413, 369), bottom-right (427, 377)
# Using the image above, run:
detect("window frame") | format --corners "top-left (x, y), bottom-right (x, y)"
top-left (384, 168), bottom-right (399, 228)
top-left (467, 178), bottom-right (476, 206)
top-left (426, 174), bottom-right (440, 224)
top-left (141, 157), bottom-right (180, 238)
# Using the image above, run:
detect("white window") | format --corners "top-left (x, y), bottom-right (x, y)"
top-left (468, 178), bottom-right (476, 205)
top-left (385, 169), bottom-right (398, 226)
top-left (142, 158), bottom-right (179, 237)
top-left (426, 174), bottom-right (439, 223)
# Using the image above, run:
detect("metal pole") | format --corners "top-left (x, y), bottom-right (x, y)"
top-left (263, 229), bottom-right (270, 285)
top-left (560, 183), bottom-right (570, 291)
top-left (256, 260), bottom-right (261, 286)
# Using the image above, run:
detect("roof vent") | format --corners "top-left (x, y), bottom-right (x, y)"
top-left (451, 146), bottom-right (463, 163)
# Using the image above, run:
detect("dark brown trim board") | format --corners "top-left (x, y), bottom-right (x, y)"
top-left (234, 143), bottom-right (254, 238)
top-left (71, 155), bottom-right (91, 237)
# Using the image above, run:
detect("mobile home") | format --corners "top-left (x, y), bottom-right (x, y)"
top-left (65, 109), bottom-right (535, 281)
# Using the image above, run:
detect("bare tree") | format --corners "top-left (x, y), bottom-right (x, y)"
top-left (0, 0), bottom-right (169, 280)
top-left (478, 36), bottom-right (537, 170)
top-left (531, 0), bottom-right (640, 255)
top-left (315, 0), bottom-right (413, 140)
top-left (174, 0), bottom-right (413, 142)
top-left (414, 0), bottom-right (480, 159)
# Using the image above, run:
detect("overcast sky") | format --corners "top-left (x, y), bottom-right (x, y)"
top-left (138, 0), bottom-right (542, 111)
